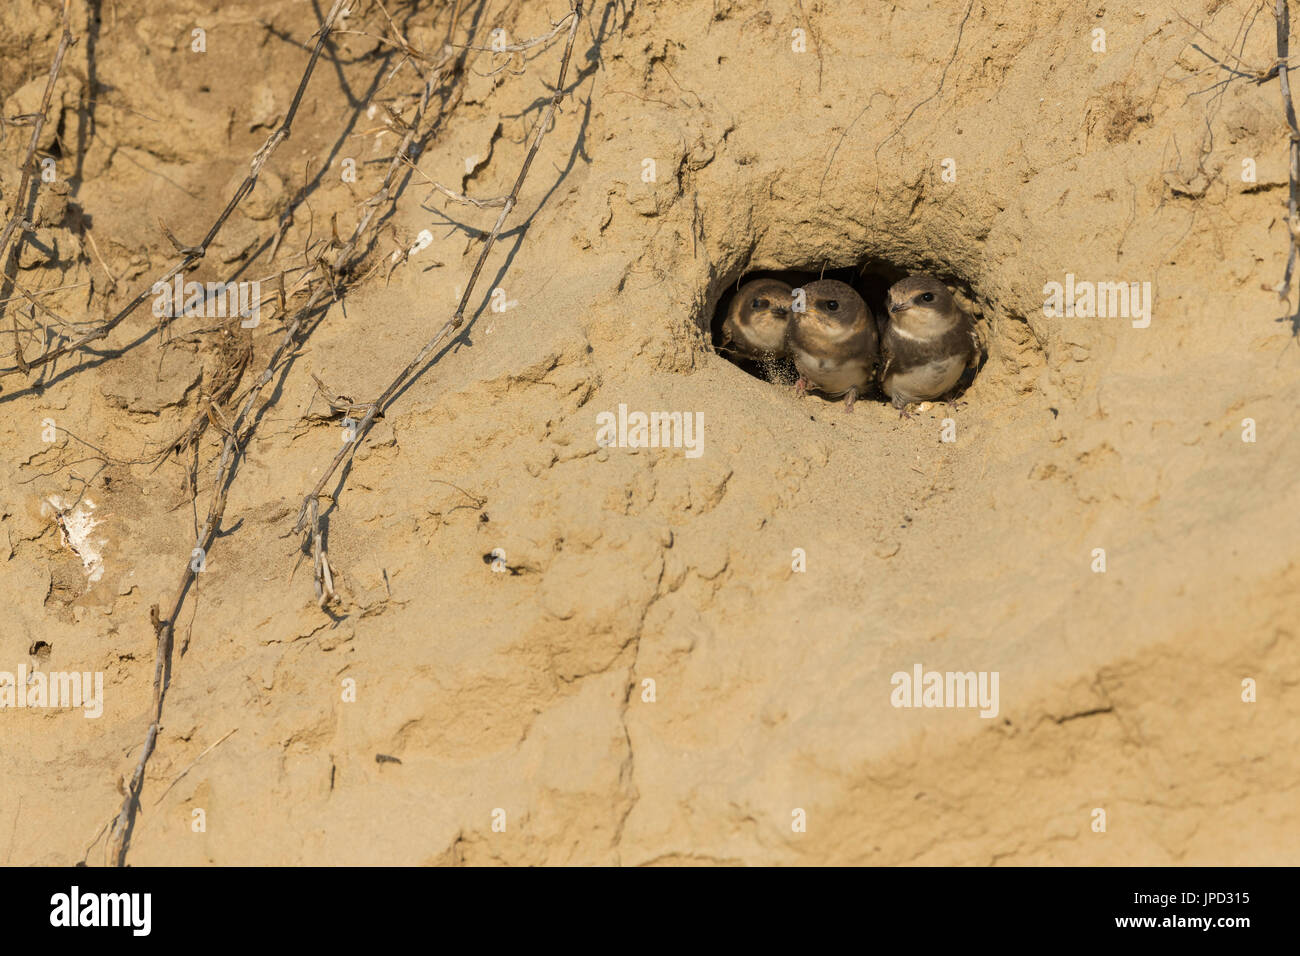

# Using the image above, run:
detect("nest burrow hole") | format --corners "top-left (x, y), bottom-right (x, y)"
top-left (707, 260), bottom-right (986, 397)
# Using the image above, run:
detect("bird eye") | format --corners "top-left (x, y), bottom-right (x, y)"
top-left (752, 297), bottom-right (769, 309)
top-left (920, 292), bottom-right (935, 303)
top-left (825, 300), bottom-right (839, 311)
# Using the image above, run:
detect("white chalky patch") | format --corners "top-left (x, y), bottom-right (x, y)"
top-left (42, 495), bottom-right (105, 584)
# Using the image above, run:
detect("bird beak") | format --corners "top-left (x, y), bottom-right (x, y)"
top-left (889, 301), bottom-right (907, 314)
top-left (773, 306), bottom-right (790, 316)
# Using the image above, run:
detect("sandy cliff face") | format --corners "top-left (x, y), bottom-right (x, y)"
top-left (0, 0), bottom-right (1296, 865)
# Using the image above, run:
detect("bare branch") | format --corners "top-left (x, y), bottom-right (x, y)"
top-left (104, 0), bottom-right (355, 868)
top-left (290, 1), bottom-right (586, 584)
top-left (0, 2), bottom-right (76, 295)
top-left (1, 0), bottom-right (343, 387)
top-left (1272, 0), bottom-right (1300, 310)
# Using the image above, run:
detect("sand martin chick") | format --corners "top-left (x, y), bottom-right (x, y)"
top-left (786, 279), bottom-right (879, 412)
top-left (719, 278), bottom-right (794, 362)
top-left (880, 275), bottom-right (981, 415)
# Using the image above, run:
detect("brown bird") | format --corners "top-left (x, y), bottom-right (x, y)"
top-left (786, 279), bottom-right (878, 412)
top-left (880, 275), bottom-right (981, 415)
top-left (719, 278), bottom-right (793, 362)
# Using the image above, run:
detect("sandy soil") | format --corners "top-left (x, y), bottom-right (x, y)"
top-left (0, 0), bottom-right (1297, 865)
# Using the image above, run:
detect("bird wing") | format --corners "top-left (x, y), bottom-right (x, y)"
top-left (964, 313), bottom-right (986, 368)
top-left (879, 334), bottom-right (895, 380)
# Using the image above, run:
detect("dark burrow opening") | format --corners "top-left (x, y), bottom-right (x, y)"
top-left (710, 262), bottom-right (984, 410)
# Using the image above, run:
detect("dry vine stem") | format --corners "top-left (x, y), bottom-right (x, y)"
top-left (104, 0), bottom-right (471, 867)
top-left (1274, 0), bottom-right (1300, 309)
top-left (104, 0), bottom-right (353, 867)
top-left (292, 0), bottom-right (585, 607)
top-left (0, 1), bottom-right (349, 388)
top-left (0, 0), bottom-right (75, 359)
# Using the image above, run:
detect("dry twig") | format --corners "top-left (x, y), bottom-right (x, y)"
top-left (104, 0), bottom-right (355, 867)
top-left (1, 0), bottom-right (347, 388)
top-left (291, 1), bottom-right (585, 612)
top-left (104, 0), bottom-right (477, 867)
top-left (0, 2), bottom-right (76, 323)
top-left (1272, 0), bottom-right (1300, 320)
